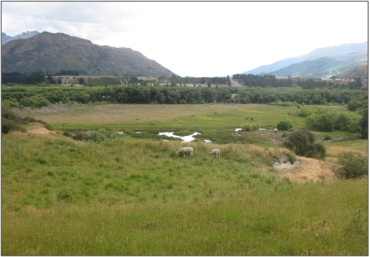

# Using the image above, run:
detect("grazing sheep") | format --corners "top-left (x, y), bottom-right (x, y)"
top-left (177, 147), bottom-right (193, 158)
top-left (210, 149), bottom-right (220, 158)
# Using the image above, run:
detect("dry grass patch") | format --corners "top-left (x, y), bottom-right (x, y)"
top-left (279, 156), bottom-right (339, 183)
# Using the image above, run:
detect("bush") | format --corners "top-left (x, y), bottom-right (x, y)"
top-left (90, 128), bottom-right (121, 143)
top-left (1, 108), bottom-right (27, 134)
top-left (242, 123), bottom-right (259, 131)
top-left (294, 107), bottom-right (311, 117)
top-left (323, 134), bottom-right (332, 140)
top-left (277, 120), bottom-right (293, 131)
top-left (335, 152), bottom-right (368, 179)
top-left (333, 112), bottom-right (361, 133)
top-left (286, 151), bottom-right (297, 164)
top-left (73, 132), bottom-right (90, 141)
top-left (63, 131), bottom-right (72, 137)
top-left (305, 107), bottom-right (334, 132)
top-left (283, 129), bottom-right (326, 159)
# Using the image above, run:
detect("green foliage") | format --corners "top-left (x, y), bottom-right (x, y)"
top-left (283, 129), bottom-right (326, 159)
top-left (286, 151), bottom-right (297, 164)
top-left (2, 98), bottom-right (19, 108)
top-left (24, 71), bottom-right (45, 84)
top-left (90, 128), bottom-right (121, 143)
top-left (323, 134), bottom-right (332, 140)
top-left (347, 98), bottom-right (368, 112)
top-left (2, 85), bottom-right (367, 107)
top-left (333, 111), bottom-right (361, 133)
top-left (2, 72), bottom-right (27, 84)
top-left (277, 120), bottom-right (293, 131)
top-left (19, 95), bottom-right (51, 108)
top-left (335, 152), bottom-right (368, 179)
top-left (359, 107), bottom-right (368, 139)
top-left (1, 108), bottom-right (27, 134)
top-left (306, 107), bottom-right (361, 133)
top-left (73, 132), bottom-right (91, 141)
top-left (294, 107), bottom-right (312, 117)
top-left (242, 123), bottom-right (259, 131)
top-left (305, 107), bottom-right (334, 132)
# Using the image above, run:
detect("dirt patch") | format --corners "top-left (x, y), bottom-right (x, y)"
top-left (275, 156), bottom-right (340, 183)
top-left (27, 123), bottom-right (55, 135)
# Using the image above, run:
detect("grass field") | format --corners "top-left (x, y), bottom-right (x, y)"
top-left (2, 103), bottom-right (368, 255)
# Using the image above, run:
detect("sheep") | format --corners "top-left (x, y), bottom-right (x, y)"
top-left (177, 147), bottom-right (193, 158)
top-left (210, 149), bottom-right (220, 158)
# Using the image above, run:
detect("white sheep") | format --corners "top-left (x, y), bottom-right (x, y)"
top-left (210, 149), bottom-right (220, 158)
top-left (177, 147), bottom-right (193, 158)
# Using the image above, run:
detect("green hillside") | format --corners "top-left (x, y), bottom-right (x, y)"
top-left (268, 52), bottom-right (367, 78)
top-left (337, 64), bottom-right (368, 80)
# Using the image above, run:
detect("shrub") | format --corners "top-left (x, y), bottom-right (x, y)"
top-left (63, 131), bottom-right (72, 137)
top-left (335, 152), bottom-right (368, 179)
top-left (90, 128), bottom-right (121, 143)
top-left (73, 132), bottom-right (90, 141)
top-left (323, 134), bottom-right (332, 140)
top-left (286, 151), bottom-right (297, 164)
top-left (242, 123), bottom-right (259, 131)
top-left (1, 108), bottom-right (27, 134)
top-left (333, 112), bottom-right (361, 133)
top-left (305, 107), bottom-right (334, 132)
top-left (359, 107), bottom-right (368, 139)
top-left (277, 120), bottom-right (293, 131)
top-left (283, 129), bottom-right (326, 159)
top-left (294, 107), bottom-right (311, 117)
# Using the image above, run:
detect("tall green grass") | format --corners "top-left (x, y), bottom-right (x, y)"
top-left (2, 133), bottom-right (368, 255)
top-left (2, 181), bottom-right (367, 255)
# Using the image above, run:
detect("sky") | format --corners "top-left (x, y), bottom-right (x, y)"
top-left (2, 1), bottom-right (368, 77)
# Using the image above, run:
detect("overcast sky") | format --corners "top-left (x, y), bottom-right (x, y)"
top-left (2, 2), bottom-right (368, 77)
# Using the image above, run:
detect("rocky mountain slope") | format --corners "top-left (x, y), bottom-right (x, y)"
top-left (2, 31), bottom-right (39, 45)
top-left (1, 32), bottom-right (174, 77)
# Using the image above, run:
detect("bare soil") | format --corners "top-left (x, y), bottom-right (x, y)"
top-left (27, 123), bottom-right (55, 135)
top-left (275, 156), bottom-right (340, 183)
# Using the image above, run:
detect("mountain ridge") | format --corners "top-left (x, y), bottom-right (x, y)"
top-left (1, 32), bottom-right (174, 77)
top-left (266, 52), bottom-right (367, 78)
top-left (2, 30), bottom-right (40, 45)
top-left (243, 42), bottom-right (367, 78)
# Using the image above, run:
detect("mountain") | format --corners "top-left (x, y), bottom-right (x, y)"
top-left (1, 31), bottom-right (174, 77)
top-left (266, 52), bottom-right (367, 78)
top-left (2, 32), bottom-right (11, 42)
top-left (337, 64), bottom-right (368, 80)
top-left (2, 31), bottom-right (39, 45)
top-left (243, 42), bottom-right (367, 76)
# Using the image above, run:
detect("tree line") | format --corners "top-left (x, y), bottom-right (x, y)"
top-left (2, 85), bottom-right (367, 108)
top-left (232, 74), bottom-right (364, 89)
top-left (2, 70), bottom-right (81, 85)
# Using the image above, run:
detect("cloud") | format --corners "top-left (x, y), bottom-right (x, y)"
top-left (2, 2), bottom-right (367, 77)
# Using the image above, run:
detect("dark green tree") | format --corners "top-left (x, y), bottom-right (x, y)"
top-left (283, 129), bottom-right (326, 159)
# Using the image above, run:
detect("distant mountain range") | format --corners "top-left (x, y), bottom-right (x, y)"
top-left (243, 42), bottom-right (368, 79)
top-left (1, 31), bottom-right (174, 77)
top-left (2, 31), bottom-right (40, 45)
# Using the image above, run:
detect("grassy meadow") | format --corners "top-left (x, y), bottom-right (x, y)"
top-left (2, 103), bottom-right (368, 255)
